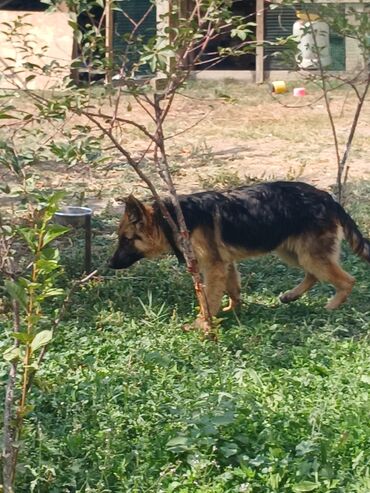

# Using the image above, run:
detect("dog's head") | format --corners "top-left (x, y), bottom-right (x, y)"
top-left (109, 195), bottom-right (169, 270)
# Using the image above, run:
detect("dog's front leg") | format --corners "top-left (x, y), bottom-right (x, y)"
top-left (200, 262), bottom-right (228, 319)
top-left (223, 262), bottom-right (241, 312)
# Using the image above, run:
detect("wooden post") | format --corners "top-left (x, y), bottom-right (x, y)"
top-left (105, 0), bottom-right (113, 84)
top-left (256, 0), bottom-right (265, 84)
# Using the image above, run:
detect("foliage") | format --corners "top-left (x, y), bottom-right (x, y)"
top-left (0, 0), bottom-right (260, 340)
top-left (0, 187), bottom-right (69, 487)
top-left (1, 186), bottom-right (370, 492)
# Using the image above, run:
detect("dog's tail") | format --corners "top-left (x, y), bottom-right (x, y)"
top-left (336, 202), bottom-right (370, 263)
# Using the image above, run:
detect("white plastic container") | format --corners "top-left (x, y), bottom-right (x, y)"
top-left (293, 19), bottom-right (331, 69)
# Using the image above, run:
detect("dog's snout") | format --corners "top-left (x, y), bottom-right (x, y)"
top-left (108, 252), bottom-right (120, 269)
top-left (108, 248), bottom-right (144, 270)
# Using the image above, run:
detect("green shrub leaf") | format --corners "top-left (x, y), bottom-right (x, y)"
top-left (166, 436), bottom-right (192, 452)
top-left (4, 280), bottom-right (27, 309)
top-left (31, 330), bottom-right (53, 352)
top-left (43, 224), bottom-right (69, 247)
top-left (292, 481), bottom-right (320, 492)
top-left (3, 346), bottom-right (20, 362)
top-left (11, 332), bottom-right (33, 344)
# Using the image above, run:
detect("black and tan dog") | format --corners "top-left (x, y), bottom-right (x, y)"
top-left (109, 181), bottom-right (370, 318)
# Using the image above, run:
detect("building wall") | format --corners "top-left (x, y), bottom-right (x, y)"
top-left (0, 9), bottom-right (73, 90)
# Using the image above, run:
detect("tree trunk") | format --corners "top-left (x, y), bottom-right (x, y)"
top-left (2, 301), bottom-right (20, 493)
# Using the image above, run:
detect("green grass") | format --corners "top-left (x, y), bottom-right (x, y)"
top-left (1, 192), bottom-right (370, 493)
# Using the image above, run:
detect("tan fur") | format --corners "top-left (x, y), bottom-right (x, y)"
top-left (188, 221), bottom-right (356, 318)
top-left (119, 204), bottom-right (172, 258)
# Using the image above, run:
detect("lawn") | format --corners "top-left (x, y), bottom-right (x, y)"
top-left (1, 187), bottom-right (370, 493)
top-left (1, 81), bottom-right (370, 492)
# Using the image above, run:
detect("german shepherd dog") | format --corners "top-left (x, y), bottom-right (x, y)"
top-left (109, 181), bottom-right (370, 320)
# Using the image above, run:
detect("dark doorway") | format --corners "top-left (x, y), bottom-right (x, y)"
top-left (0, 0), bottom-right (48, 10)
top-left (199, 0), bottom-right (256, 71)
top-left (113, 0), bottom-right (156, 74)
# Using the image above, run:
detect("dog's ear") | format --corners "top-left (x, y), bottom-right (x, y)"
top-left (125, 195), bottom-right (147, 225)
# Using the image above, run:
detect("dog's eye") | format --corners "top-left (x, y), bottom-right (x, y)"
top-left (120, 234), bottom-right (141, 245)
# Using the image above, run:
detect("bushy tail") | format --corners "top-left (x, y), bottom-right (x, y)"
top-left (336, 203), bottom-right (370, 263)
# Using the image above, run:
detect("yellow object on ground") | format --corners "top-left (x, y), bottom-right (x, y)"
top-left (271, 81), bottom-right (287, 94)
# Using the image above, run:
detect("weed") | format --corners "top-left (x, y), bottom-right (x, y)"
top-left (200, 171), bottom-right (268, 190)
top-left (200, 170), bottom-right (244, 189)
top-left (285, 162), bottom-right (307, 181)
top-left (188, 140), bottom-right (215, 168)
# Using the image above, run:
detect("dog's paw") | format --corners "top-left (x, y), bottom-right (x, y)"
top-left (182, 318), bottom-right (218, 341)
top-left (279, 292), bottom-right (299, 304)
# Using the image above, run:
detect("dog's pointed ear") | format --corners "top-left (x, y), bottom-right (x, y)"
top-left (125, 195), bottom-right (147, 224)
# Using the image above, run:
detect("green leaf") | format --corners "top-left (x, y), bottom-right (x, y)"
top-left (68, 19), bottom-right (78, 30)
top-left (360, 375), bottom-right (370, 384)
top-left (352, 450), bottom-right (364, 469)
top-left (167, 481), bottom-right (181, 493)
top-left (36, 258), bottom-right (59, 274)
top-left (42, 224), bottom-right (69, 247)
top-left (11, 332), bottom-right (33, 344)
top-left (149, 56), bottom-right (157, 72)
top-left (166, 436), bottom-right (189, 447)
top-left (31, 330), bottom-right (53, 352)
top-left (18, 228), bottom-right (37, 251)
top-left (246, 368), bottom-right (264, 387)
top-left (220, 442), bottom-right (238, 458)
top-left (292, 481), bottom-right (320, 492)
top-left (0, 113), bottom-right (17, 119)
top-left (25, 74), bottom-right (36, 83)
top-left (41, 288), bottom-right (64, 298)
top-left (211, 411), bottom-right (235, 426)
top-left (166, 436), bottom-right (192, 452)
top-left (3, 346), bottom-right (20, 362)
top-left (296, 440), bottom-right (316, 456)
top-left (0, 183), bottom-right (11, 193)
top-left (4, 280), bottom-right (27, 309)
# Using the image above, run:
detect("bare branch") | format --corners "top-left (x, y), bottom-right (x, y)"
top-left (80, 109), bottom-right (159, 145)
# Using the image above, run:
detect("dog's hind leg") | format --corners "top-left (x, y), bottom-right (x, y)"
top-left (297, 231), bottom-right (355, 309)
top-left (223, 262), bottom-right (241, 312)
top-left (280, 272), bottom-right (318, 303)
top-left (276, 247), bottom-right (317, 303)
top-left (309, 262), bottom-right (355, 309)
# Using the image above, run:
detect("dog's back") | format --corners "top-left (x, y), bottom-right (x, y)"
top-left (160, 181), bottom-right (339, 253)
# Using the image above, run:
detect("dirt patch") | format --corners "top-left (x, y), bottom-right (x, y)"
top-left (1, 80), bottom-right (370, 215)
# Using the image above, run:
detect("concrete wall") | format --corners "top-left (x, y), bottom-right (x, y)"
top-left (345, 3), bottom-right (367, 72)
top-left (0, 10), bottom-right (73, 90)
